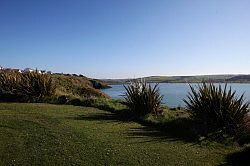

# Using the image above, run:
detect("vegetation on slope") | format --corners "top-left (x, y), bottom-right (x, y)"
top-left (51, 74), bottom-right (109, 98)
top-left (227, 75), bottom-right (250, 83)
top-left (145, 75), bottom-right (236, 83)
top-left (0, 70), bottom-right (111, 103)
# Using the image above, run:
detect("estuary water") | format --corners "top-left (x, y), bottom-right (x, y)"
top-left (102, 83), bottom-right (250, 108)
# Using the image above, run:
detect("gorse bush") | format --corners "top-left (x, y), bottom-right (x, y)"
top-left (184, 83), bottom-right (250, 139)
top-left (124, 80), bottom-right (163, 117)
top-left (0, 70), bottom-right (55, 102)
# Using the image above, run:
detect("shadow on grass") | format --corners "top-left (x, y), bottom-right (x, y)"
top-left (127, 117), bottom-right (198, 143)
top-left (74, 109), bottom-right (199, 143)
top-left (221, 147), bottom-right (250, 166)
top-left (74, 109), bottom-right (136, 123)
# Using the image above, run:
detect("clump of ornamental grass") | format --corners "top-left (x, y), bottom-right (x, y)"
top-left (0, 70), bottom-right (55, 102)
top-left (184, 83), bottom-right (250, 140)
top-left (124, 79), bottom-right (163, 117)
top-left (20, 70), bottom-right (55, 99)
top-left (0, 71), bottom-right (21, 95)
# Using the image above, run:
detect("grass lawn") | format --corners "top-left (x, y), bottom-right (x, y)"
top-left (0, 103), bottom-right (246, 165)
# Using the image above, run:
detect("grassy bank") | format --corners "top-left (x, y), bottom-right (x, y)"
top-left (51, 74), bottom-right (110, 98)
top-left (0, 103), bottom-right (246, 165)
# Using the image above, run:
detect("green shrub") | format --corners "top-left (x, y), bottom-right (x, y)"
top-left (184, 83), bottom-right (250, 139)
top-left (124, 80), bottom-right (163, 117)
top-left (0, 70), bottom-right (55, 102)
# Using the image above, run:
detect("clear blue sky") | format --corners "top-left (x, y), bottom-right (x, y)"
top-left (0, 0), bottom-right (250, 79)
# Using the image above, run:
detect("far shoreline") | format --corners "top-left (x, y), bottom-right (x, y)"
top-left (106, 82), bottom-right (250, 85)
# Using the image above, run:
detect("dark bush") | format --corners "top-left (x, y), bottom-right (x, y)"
top-left (82, 98), bottom-right (95, 106)
top-left (38, 96), bottom-right (59, 104)
top-left (57, 95), bottom-right (69, 104)
top-left (184, 83), bottom-right (250, 139)
top-left (0, 92), bottom-right (25, 102)
top-left (68, 98), bottom-right (83, 106)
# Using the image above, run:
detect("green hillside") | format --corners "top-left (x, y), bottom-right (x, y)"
top-left (104, 74), bottom-right (250, 84)
top-left (144, 75), bottom-right (236, 83)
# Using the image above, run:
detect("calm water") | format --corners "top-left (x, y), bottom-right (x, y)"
top-left (102, 83), bottom-right (250, 108)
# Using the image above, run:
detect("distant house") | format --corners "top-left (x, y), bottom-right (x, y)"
top-left (47, 71), bottom-right (52, 74)
top-left (0, 66), bottom-right (3, 70)
top-left (23, 68), bottom-right (47, 74)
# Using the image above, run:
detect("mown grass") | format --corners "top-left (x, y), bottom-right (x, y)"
top-left (0, 103), bottom-right (246, 165)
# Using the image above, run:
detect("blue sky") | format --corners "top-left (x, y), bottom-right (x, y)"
top-left (0, 0), bottom-right (250, 79)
